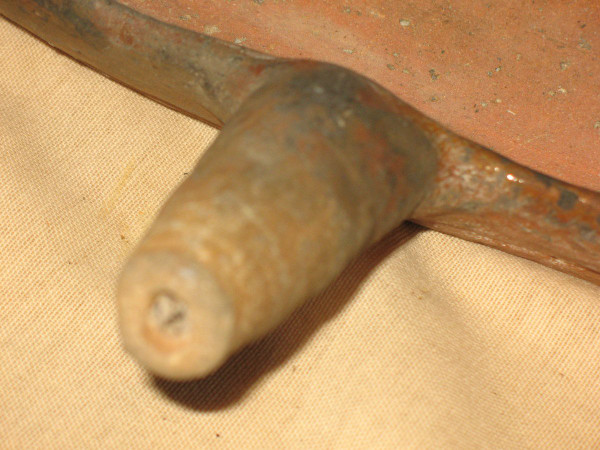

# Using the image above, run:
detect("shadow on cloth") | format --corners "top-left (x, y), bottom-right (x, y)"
top-left (150, 222), bottom-right (423, 410)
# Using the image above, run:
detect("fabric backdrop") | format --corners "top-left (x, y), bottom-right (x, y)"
top-left (1, 18), bottom-right (599, 449)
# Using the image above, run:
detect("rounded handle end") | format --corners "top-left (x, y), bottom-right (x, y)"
top-left (117, 250), bottom-right (235, 380)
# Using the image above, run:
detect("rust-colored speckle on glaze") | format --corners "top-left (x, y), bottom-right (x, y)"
top-left (2, 0), bottom-right (598, 379)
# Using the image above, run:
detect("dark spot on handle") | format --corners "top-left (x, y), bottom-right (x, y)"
top-left (460, 146), bottom-right (474, 163)
top-left (558, 190), bottom-right (578, 210)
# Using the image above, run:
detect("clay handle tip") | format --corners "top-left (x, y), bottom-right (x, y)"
top-left (117, 251), bottom-right (235, 380)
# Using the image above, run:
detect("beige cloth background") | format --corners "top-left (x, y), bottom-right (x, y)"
top-left (1, 18), bottom-right (599, 449)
